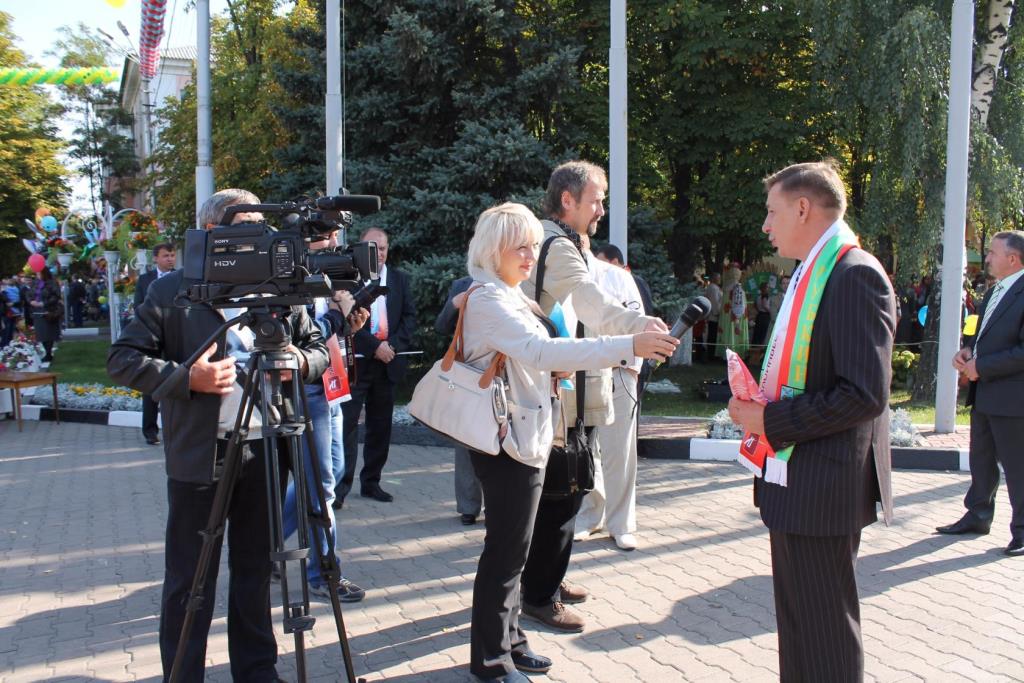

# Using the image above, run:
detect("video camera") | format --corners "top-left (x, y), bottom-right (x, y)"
top-left (182, 194), bottom-right (384, 308)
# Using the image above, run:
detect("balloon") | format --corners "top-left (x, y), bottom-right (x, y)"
top-left (105, 0), bottom-right (126, 6)
top-left (21, 238), bottom-right (38, 254)
top-left (963, 314), bottom-right (979, 336)
top-left (98, 296), bottom-right (108, 304)
top-left (40, 215), bottom-right (58, 232)
top-left (918, 305), bottom-right (928, 326)
top-left (27, 253), bottom-right (46, 272)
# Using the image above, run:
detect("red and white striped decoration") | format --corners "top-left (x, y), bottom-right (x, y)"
top-left (138, 0), bottom-right (167, 79)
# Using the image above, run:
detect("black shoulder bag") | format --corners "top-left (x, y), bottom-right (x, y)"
top-left (535, 235), bottom-right (596, 500)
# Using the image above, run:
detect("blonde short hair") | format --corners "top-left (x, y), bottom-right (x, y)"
top-left (467, 202), bottom-right (544, 276)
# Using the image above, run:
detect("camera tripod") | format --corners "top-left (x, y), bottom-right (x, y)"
top-left (168, 306), bottom-right (362, 683)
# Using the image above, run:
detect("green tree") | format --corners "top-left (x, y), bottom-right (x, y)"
top-left (149, 0), bottom-right (299, 235)
top-left (268, 0), bottom-right (589, 354)
top-left (0, 11), bottom-right (69, 275)
top-left (49, 24), bottom-right (139, 213)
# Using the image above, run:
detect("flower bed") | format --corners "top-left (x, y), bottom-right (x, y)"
top-left (0, 336), bottom-right (44, 372)
top-left (29, 383), bottom-right (142, 411)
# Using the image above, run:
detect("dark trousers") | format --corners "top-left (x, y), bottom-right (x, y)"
top-left (521, 430), bottom-right (590, 609)
top-left (0, 315), bottom-right (16, 347)
top-left (965, 409), bottom-right (1024, 539)
top-left (469, 449), bottom-right (543, 678)
top-left (142, 394), bottom-right (159, 440)
top-left (769, 530), bottom-right (863, 683)
top-left (159, 443), bottom-right (284, 682)
top-left (71, 301), bottom-right (84, 327)
top-left (706, 320), bottom-right (719, 359)
top-left (339, 359), bottom-right (395, 496)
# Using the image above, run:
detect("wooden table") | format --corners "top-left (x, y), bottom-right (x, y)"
top-left (0, 371), bottom-right (59, 432)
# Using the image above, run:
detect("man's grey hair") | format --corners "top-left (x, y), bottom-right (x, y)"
top-left (993, 230), bottom-right (1024, 260)
top-left (541, 161), bottom-right (607, 219)
top-left (198, 188), bottom-right (260, 227)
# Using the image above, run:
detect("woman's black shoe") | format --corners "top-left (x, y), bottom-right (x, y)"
top-left (461, 513), bottom-right (477, 525)
top-left (511, 650), bottom-right (552, 674)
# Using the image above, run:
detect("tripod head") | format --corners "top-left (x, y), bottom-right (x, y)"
top-left (238, 306), bottom-right (296, 353)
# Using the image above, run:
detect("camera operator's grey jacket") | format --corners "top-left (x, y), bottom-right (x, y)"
top-left (522, 219), bottom-right (658, 426)
top-left (107, 270), bottom-right (329, 484)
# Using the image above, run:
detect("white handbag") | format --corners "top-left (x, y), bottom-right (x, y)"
top-left (408, 285), bottom-right (509, 455)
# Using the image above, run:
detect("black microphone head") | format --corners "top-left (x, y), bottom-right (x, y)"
top-left (315, 195), bottom-right (382, 214)
top-left (681, 295), bottom-right (713, 326)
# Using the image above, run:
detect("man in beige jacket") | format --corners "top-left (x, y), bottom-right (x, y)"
top-left (519, 160), bottom-right (668, 632)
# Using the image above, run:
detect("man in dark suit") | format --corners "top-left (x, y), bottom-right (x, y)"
top-left (133, 242), bottom-right (177, 445)
top-left (108, 189), bottom-right (329, 681)
top-left (337, 227), bottom-right (417, 504)
top-left (730, 161), bottom-right (895, 682)
top-left (939, 230), bottom-right (1024, 556)
top-left (434, 274), bottom-right (482, 524)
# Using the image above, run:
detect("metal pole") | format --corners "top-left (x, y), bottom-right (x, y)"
top-left (195, 0), bottom-right (214, 226)
top-left (141, 77), bottom-right (156, 213)
top-left (608, 0), bottom-right (628, 263)
top-left (326, 0), bottom-right (343, 196)
top-left (935, 0), bottom-right (974, 433)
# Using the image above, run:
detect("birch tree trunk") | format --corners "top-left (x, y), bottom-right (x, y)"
top-left (972, 0), bottom-right (1016, 127)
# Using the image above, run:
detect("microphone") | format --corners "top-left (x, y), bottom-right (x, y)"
top-left (646, 295), bottom-right (713, 370)
top-left (315, 194), bottom-right (382, 214)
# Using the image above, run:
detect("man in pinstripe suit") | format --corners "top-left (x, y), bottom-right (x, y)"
top-left (730, 161), bottom-right (895, 682)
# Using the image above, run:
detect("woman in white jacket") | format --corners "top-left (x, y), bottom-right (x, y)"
top-left (460, 203), bottom-right (677, 682)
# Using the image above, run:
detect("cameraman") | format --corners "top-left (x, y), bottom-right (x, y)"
top-left (107, 189), bottom-right (329, 682)
top-left (280, 227), bottom-right (369, 602)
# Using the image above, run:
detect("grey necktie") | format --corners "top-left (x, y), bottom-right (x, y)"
top-left (978, 281), bottom-right (1006, 337)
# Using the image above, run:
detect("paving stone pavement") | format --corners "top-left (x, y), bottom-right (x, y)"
top-left (1, 421), bottom-right (1021, 682)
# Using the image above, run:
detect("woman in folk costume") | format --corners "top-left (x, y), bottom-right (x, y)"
top-left (718, 264), bottom-right (749, 358)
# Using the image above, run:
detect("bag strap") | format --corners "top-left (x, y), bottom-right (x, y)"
top-left (534, 234), bottom-right (572, 303)
top-left (441, 284), bottom-right (507, 389)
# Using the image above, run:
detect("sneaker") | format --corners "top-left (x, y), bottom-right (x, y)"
top-left (521, 600), bottom-right (585, 633)
top-left (310, 578), bottom-right (366, 603)
top-left (614, 533), bottom-right (638, 551)
top-left (558, 581), bottom-right (588, 604)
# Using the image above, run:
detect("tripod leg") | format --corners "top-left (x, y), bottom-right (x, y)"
top-left (295, 386), bottom-right (359, 683)
top-left (168, 359), bottom-right (261, 683)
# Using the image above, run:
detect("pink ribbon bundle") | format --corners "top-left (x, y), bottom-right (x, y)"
top-left (725, 349), bottom-right (774, 476)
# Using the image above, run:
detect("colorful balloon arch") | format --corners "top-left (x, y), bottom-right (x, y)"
top-left (0, 67), bottom-right (120, 86)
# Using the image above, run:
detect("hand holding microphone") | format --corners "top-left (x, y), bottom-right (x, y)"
top-left (645, 296), bottom-right (713, 370)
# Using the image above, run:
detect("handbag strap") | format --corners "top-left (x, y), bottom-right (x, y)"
top-left (441, 284), bottom-right (507, 389)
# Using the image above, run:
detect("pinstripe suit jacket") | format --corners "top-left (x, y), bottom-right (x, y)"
top-left (755, 248), bottom-right (896, 536)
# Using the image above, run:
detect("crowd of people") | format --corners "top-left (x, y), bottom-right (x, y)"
top-left (98, 157), bottom-right (938, 683)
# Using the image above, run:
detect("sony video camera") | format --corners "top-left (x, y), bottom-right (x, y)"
top-left (182, 194), bottom-right (383, 308)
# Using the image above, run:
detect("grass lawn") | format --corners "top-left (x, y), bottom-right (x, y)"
top-left (49, 337), bottom-right (117, 386)
top-left (51, 337), bottom-right (971, 426)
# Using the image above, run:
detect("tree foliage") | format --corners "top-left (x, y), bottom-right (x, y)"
top-left (0, 11), bottom-right (69, 275)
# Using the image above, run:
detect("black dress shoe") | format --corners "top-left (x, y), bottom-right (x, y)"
top-left (511, 650), bottom-right (552, 674)
top-left (145, 435), bottom-right (161, 445)
top-left (332, 497), bottom-right (345, 510)
top-left (361, 485), bottom-right (393, 502)
top-left (461, 513), bottom-right (477, 525)
top-left (936, 514), bottom-right (991, 535)
top-left (1005, 538), bottom-right (1024, 556)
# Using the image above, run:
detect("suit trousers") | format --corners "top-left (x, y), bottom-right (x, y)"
top-left (469, 449), bottom-right (543, 678)
top-left (339, 358), bottom-right (395, 495)
top-left (576, 368), bottom-right (638, 537)
top-left (455, 445), bottom-right (483, 516)
top-left (142, 394), bottom-right (159, 440)
top-left (769, 529), bottom-right (863, 683)
top-left (521, 426), bottom-right (592, 607)
top-left (159, 442), bottom-right (285, 682)
top-left (964, 409), bottom-right (1024, 538)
